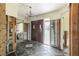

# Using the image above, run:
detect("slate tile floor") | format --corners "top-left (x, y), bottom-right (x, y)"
top-left (16, 40), bottom-right (64, 56)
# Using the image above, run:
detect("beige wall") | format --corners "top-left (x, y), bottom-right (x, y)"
top-left (6, 3), bottom-right (18, 17)
top-left (61, 11), bottom-right (69, 48)
top-left (6, 3), bottom-right (29, 23)
top-left (30, 5), bottom-right (69, 50)
top-left (31, 6), bottom-right (68, 21)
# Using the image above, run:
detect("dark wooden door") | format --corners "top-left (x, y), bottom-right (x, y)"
top-left (31, 21), bottom-right (38, 41)
top-left (37, 20), bottom-right (43, 43)
top-left (57, 19), bottom-right (61, 49)
top-left (31, 20), bottom-right (43, 43)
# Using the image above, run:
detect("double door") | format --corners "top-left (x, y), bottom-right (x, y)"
top-left (31, 19), bottom-right (61, 49)
top-left (31, 20), bottom-right (43, 43)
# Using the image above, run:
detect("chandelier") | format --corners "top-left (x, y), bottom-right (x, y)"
top-left (25, 6), bottom-right (32, 22)
top-left (29, 6), bottom-right (32, 17)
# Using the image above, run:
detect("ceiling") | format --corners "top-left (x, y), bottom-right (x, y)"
top-left (17, 3), bottom-right (67, 20)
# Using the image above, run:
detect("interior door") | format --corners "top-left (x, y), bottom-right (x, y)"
top-left (31, 21), bottom-right (37, 41)
top-left (37, 20), bottom-right (43, 43)
top-left (31, 20), bottom-right (43, 43)
top-left (57, 19), bottom-right (61, 49)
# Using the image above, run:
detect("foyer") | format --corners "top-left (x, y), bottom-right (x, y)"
top-left (1, 3), bottom-right (78, 56)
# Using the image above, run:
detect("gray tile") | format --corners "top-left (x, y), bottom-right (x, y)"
top-left (16, 40), bottom-right (64, 56)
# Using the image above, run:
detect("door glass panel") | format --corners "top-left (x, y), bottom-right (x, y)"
top-left (50, 20), bottom-right (55, 46)
top-left (43, 20), bottom-right (50, 45)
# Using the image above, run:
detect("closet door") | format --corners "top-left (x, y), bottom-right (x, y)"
top-left (31, 21), bottom-right (38, 41)
top-left (57, 19), bottom-right (61, 49)
top-left (31, 20), bottom-right (43, 43)
top-left (0, 3), bottom-right (6, 56)
top-left (37, 20), bottom-right (43, 43)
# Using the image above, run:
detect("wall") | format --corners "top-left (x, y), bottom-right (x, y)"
top-left (31, 5), bottom-right (68, 21)
top-left (6, 3), bottom-right (30, 23)
top-left (30, 5), bottom-right (69, 50)
top-left (0, 3), bottom-right (6, 56)
top-left (6, 3), bottom-right (18, 17)
top-left (16, 23), bottom-right (24, 33)
top-left (16, 23), bottom-right (28, 43)
top-left (61, 11), bottom-right (69, 48)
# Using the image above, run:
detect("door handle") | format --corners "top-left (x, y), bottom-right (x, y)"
top-left (40, 25), bottom-right (42, 32)
top-left (33, 25), bottom-right (35, 29)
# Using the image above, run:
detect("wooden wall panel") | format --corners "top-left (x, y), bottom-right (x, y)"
top-left (0, 3), bottom-right (6, 56)
top-left (0, 3), bottom-right (16, 56)
top-left (6, 16), bottom-right (16, 55)
top-left (13, 17), bottom-right (16, 51)
top-left (69, 3), bottom-right (79, 56)
top-left (0, 30), bottom-right (6, 55)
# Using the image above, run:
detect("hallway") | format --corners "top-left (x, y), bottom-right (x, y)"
top-left (16, 40), bottom-right (64, 56)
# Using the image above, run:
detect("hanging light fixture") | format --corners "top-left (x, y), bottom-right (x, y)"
top-left (29, 6), bottom-right (32, 17)
top-left (25, 6), bottom-right (32, 23)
